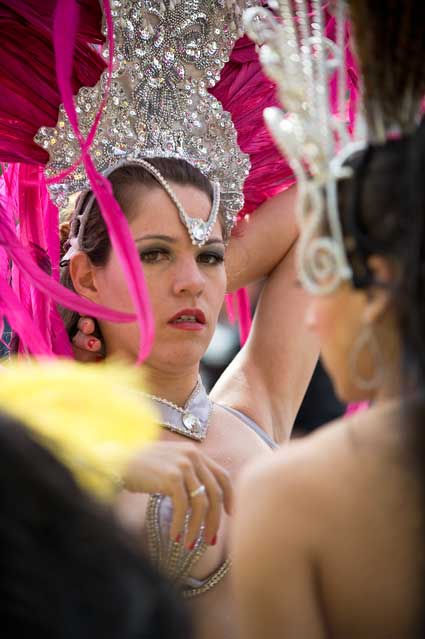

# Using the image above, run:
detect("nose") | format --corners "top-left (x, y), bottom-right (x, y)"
top-left (171, 256), bottom-right (205, 298)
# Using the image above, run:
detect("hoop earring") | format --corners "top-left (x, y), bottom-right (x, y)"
top-left (349, 325), bottom-right (384, 391)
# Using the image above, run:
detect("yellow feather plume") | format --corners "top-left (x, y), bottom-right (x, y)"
top-left (0, 359), bottom-right (158, 499)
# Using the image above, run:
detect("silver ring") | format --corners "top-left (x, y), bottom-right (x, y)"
top-left (189, 484), bottom-right (206, 499)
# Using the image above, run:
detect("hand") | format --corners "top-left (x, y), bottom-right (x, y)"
top-left (72, 317), bottom-right (104, 362)
top-left (123, 441), bottom-right (233, 547)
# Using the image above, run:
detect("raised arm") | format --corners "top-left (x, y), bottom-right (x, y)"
top-left (211, 186), bottom-right (319, 442)
top-left (225, 185), bottom-right (299, 292)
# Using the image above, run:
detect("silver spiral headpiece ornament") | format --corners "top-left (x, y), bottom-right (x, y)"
top-left (244, 0), bottom-right (365, 295)
top-left (35, 0), bottom-right (255, 248)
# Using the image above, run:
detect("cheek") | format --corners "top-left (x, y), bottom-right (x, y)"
top-left (305, 295), bottom-right (351, 373)
top-left (98, 254), bottom-right (167, 313)
top-left (96, 261), bottom-right (135, 310)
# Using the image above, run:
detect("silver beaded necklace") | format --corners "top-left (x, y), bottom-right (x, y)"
top-left (142, 378), bottom-right (212, 442)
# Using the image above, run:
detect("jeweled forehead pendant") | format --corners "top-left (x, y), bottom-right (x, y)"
top-left (133, 159), bottom-right (221, 247)
top-left (34, 0), bottom-right (252, 241)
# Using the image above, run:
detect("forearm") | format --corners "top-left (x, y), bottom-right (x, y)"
top-left (225, 185), bottom-right (298, 292)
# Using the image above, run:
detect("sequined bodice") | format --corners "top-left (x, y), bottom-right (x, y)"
top-left (147, 494), bottom-right (231, 598)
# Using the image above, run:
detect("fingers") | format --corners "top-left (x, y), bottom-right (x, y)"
top-left (168, 476), bottom-right (190, 542)
top-left (184, 465), bottom-right (210, 548)
top-left (204, 457), bottom-right (234, 516)
top-left (77, 317), bottom-right (96, 335)
top-left (72, 317), bottom-right (103, 361)
top-left (183, 449), bottom-right (233, 547)
top-left (123, 441), bottom-right (232, 549)
top-left (193, 462), bottom-right (222, 545)
top-left (72, 330), bottom-right (102, 353)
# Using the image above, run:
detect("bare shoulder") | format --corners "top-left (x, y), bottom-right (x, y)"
top-left (234, 414), bottom-right (361, 546)
top-left (239, 415), bottom-right (351, 491)
top-left (234, 402), bottom-right (408, 550)
top-left (232, 404), bottom-right (422, 639)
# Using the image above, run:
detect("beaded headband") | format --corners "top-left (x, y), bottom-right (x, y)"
top-left (35, 0), bottom-right (254, 246)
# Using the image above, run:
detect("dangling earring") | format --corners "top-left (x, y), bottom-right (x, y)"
top-left (349, 325), bottom-right (384, 391)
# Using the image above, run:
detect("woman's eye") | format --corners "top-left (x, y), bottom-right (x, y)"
top-left (198, 252), bottom-right (224, 265)
top-left (139, 249), bottom-right (169, 264)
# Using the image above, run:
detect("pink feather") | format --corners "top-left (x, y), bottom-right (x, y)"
top-left (0, 200), bottom-right (136, 324)
top-left (52, 0), bottom-right (154, 363)
top-left (236, 288), bottom-right (252, 346)
top-left (0, 274), bottom-right (52, 356)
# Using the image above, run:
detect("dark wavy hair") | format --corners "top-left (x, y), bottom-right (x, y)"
top-left (0, 410), bottom-right (191, 639)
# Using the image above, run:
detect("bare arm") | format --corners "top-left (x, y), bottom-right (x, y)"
top-left (225, 185), bottom-right (299, 292)
top-left (211, 186), bottom-right (319, 442)
top-left (232, 453), bottom-right (326, 639)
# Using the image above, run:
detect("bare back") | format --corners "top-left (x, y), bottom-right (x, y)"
top-left (233, 402), bottom-right (425, 639)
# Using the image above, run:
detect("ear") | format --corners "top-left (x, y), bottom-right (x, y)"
top-left (69, 252), bottom-right (99, 302)
top-left (362, 255), bottom-right (395, 325)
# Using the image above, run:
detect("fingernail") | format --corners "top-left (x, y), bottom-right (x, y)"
top-left (87, 339), bottom-right (98, 350)
top-left (188, 541), bottom-right (196, 551)
top-left (209, 535), bottom-right (217, 546)
top-left (174, 534), bottom-right (181, 543)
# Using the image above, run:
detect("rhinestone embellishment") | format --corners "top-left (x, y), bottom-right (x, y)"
top-left (142, 377), bottom-right (212, 442)
top-left (34, 0), bottom-right (255, 238)
top-left (182, 412), bottom-right (201, 433)
top-left (189, 220), bottom-right (208, 242)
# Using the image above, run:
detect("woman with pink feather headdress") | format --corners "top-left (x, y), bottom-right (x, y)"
top-left (0, 1), bottom-right (356, 637)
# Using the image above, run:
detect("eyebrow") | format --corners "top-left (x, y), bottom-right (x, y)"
top-left (134, 234), bottom-right (225, 246)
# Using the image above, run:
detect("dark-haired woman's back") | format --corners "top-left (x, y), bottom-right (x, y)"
top-left (233, 401), bottom-right (425, 638)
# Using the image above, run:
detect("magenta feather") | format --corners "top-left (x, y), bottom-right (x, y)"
top-left (236, 288), bottom-right (252, 346)
top-left (52, 0), bottom-right (154, 363)
top-left (0, 273), bottom-right (53, 356)
top-left (0, 199), bottom-right (136, 324)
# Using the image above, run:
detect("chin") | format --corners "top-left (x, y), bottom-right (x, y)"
top-left (147, 341), bottom-right (208, 371)
top-left (333, 377), bottom-right (371, 406)
top-left (333, 382), bottom-right (354, 405)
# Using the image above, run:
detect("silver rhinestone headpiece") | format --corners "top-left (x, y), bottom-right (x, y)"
top-left (35, 0), bottom-right (254, 243)
top-left (61, 158), bottom-right (221, 262)
top-left (244, 1), bottom-right (366, 295)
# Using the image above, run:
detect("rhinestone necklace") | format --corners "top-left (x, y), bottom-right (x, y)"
top-left (143, 378), bottom-right (212, 442)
